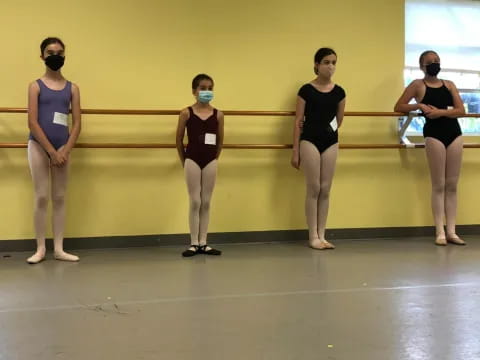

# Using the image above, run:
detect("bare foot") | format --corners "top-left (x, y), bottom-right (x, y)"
top-left (435, 235), bottom-right (447, 246)
top-left (309, 239), bottom-right (335, 250)
top-left (446, 234), bottom-right (466, 246)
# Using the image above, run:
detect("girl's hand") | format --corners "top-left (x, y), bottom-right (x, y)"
top-left (291, 152), bottom-right (300, 170)
top-left (49, 151), bottom-right (65, 167)
top-left (53, 148), bottom-right (69, 167)
top-left (418, 103), bottom-right (433, 114)
top-left (425, 105), bottom-right (443, 119)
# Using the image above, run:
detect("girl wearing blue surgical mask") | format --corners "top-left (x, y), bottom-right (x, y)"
top-left (176, 74), bottom-right (224, 257)
top-left (395, 50), bottom-right (466, 246)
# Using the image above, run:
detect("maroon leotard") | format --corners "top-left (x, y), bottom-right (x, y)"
top-left (185, 107), bottom-right (218, 169)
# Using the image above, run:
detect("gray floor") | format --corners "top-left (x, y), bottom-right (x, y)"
top-left (1, 237), bottom-right (480, 360)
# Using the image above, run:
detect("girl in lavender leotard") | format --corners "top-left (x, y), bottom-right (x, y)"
top-left (26, 37), bottom-right (82, 264)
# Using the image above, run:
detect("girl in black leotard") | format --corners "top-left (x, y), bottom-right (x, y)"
top-left (291, 48), bottom-right (346, 250)
top-left (395, 50), bottom-right (466, 246)
top-left (176, 74), bottom-right (224, 257)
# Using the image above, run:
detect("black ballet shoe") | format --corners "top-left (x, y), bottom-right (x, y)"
top-left (199, 245), bottom-right (222, 256)
top-left (182, 245), bottom-right (200, 257)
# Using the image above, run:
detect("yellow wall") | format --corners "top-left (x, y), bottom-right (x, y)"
top-left (0, 0), bottom-right (477, 241)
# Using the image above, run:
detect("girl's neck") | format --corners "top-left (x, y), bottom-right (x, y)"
top-left (313, 75), bottom-right (332, 86)
top-left (43, 68), bottom-right (64, 81)
top-left (424, 74), bottom-right (440, 83)
top-left (194, 102), bottom-right (211, 109)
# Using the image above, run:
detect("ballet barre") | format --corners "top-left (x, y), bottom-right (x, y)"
top-left (2, 143), bottom-right (480, 149)
top-left (1, 107), bottom-right (478, 117)
top-left (0, 108), bottom-right (424, 117)
top-left (1, 108), bottom-right (479, 149)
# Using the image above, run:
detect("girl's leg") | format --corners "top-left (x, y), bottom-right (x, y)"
top-left (198, 160), bottom-right (217, 246)
top-left (27, 140), bottom-right (50, 264)
top-left (444, 136), bottom-right (465, 244)
top-left (425, 137), bottom-right (447, 245)
top-left (300, 141), bottom-right (323, 249)
top-left (51, 149), bottom-right (78, 261)
top-left (317, 144), bottom-right (338, 248)
top-left (184, 159), bottom-right (202, 247)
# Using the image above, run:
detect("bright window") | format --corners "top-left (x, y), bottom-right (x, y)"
top-left (403, 0), bottom-right (480, 136)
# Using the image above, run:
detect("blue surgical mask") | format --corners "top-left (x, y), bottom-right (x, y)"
top-left (198, 90), bottom-right (214, 103)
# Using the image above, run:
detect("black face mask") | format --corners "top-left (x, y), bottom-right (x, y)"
top-left (425, 62), bottom-right (440, 76)
top-left (45, 55), bottom-right (65, 71)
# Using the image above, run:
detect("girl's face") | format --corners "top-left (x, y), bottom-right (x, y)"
top-left (193, 79), bottom-right (214, 97)
top-left (421, 52), bottom-right (440, 73)
top-left (41, 43), bottom-right (65, 60)
top-left (315, 54), bottom-right (337, 78)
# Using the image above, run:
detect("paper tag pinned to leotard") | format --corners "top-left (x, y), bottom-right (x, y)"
top-left (447, 106), bottom-right (453, 110)
top-left (53, 112), bottom-right (68, 126)
top-left (330, 117), bottom-right (338, 132)
top-left (205, 133), bottom-right (216, 145)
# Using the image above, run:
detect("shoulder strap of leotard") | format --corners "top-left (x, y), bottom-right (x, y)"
top-left (36, 79), bottom-right (45, 91)
top-left (185, 107), bottom-right (194, 124)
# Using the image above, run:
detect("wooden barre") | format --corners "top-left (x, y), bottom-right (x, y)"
top-left (0, 108), bottom-right (405, 116)
top-left (1, 107), bottom-right (479, 117)
top-left (1, 143), bottom-right (480, 149)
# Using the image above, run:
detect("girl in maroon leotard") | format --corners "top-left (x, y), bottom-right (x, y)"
top-left (176, 74), bottom-right (224, 257)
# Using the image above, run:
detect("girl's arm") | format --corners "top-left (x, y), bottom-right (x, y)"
top-left (216, 110), bottom-right (224, 159)
top-left (394, 80), bottom-right (430, 114)
top-left (291, 96), bottom-right (306, 169)
top-left (176, 108), bottom-right (189, 166)
top-left (336, 97), bottom-right (346, 128)
top-left (63, 83), bottom-right (81, 153)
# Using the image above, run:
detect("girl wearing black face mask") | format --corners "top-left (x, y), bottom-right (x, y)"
top-left (394, 50), bottom-right (466, 246)
top-left (26, 37), bottom-right (82, 264)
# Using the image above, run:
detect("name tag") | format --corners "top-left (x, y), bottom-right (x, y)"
top-left (53, 112), bottom-right (68, 126)
top-left (447, 106), bottom-right (453, 110)
top-left (330, 117), bottom-right (338, 132)
top-left (205, 133), bottom-right (216, 145)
